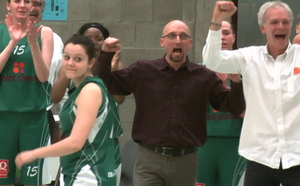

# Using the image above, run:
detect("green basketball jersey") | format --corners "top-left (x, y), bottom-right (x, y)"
top-left (60, 76), bottom-right (120, 186)
top-left (0, 24), bottom-right (51, 112)
top-left (206, 79), bottom-right (243, 137)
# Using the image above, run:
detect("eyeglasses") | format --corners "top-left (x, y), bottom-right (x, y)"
top-left (161, 33), bottom-right (191, 40)
top-left (32, 1), bottom-right (42, 7)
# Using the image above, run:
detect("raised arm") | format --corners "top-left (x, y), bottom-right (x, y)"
top-left (95, 37), bottom-right (133, 96)
top-left (27, 22), bottom-right (53, 83)
top-left (0, 14), bottom-right (23, 73)
top-left (110, 50), bottom-right (126, 104)
top-left (210, 1), bottom-right (237, 31)
top-left (202, 1), bottom-right (240, 73)
top-left (51, 66), bottom-right (70, 103)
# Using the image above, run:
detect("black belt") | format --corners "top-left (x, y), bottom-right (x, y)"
top-left (139, 143), bottom-right (197, 157)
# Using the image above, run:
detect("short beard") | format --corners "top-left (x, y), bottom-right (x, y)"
top-left (169, 54), bottom-right (184, 63)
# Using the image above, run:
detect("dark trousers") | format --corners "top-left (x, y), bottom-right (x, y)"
top-left (47, 109), bottom-right (59, 144)
top-left (244, 160), bottom-right (300, 186)
top-left (134, 146), bottom-right (198, 186)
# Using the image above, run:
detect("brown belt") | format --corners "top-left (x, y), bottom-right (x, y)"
top-left (140, 143), bottom-right (197, 157)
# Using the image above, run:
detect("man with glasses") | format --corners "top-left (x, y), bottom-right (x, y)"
top-left (95, 20), bottom-right (245, 186)
top-left (29, 0), bottom-right (64, 145)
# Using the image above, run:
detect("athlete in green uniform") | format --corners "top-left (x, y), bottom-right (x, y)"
top-left (51, 22), bottom-right (125, 185)
top-left (77, 23), bottom-right (125, 185)
top-left (196, 21), bottom-right (247, 186)
top-left (0, 0), bottom-right (53, 185)
top-left (15, 34), bottom-right (120, 186)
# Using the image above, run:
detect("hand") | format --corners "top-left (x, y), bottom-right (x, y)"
top-left (26, 21), bottom-right (43, 45)
top-left (102, 37), bottom-right (121, 52)
top-left (5, 13), bottom-right (22, 43)
top-left (111, 50), bottom-right (121, 71)
top-left (15, 150), bottom-right (36, 169)
top-left (216, 72), bottom-right (229, 89)
top-left (212, 1), bottom-right (237, 22)
top-left (228, 74), bottom-right (241, 83)
top-left (216, 72), bottom-right (228, 82)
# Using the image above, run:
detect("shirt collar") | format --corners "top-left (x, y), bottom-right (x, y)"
top-left (263, 41), bottom-right (292, 56)
top-left (158, 55), bottom-right (194, 72)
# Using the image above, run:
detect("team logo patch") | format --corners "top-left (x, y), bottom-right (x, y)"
top-left (294, 67), bottom-right (300, 75)
top-left (0, 160), bottom-right (9, 178)
top-left (195, 182), bottom-right (205, 186)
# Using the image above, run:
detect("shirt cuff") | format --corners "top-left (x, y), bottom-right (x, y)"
top-left (208, 29), bottom-right (222, 41)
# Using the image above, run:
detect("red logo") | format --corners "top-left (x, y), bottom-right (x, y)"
top-left (294, 67), bottom-right (300, 75)
top-left (0, 160), bottom-right (9, 178)
top-left (195, 183), bottom-right (205, 186)
top-left (13, 62), bottom-right (25, 74)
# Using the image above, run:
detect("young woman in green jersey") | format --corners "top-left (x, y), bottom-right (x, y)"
top-left (0, 0), bottom-right (53, 185)
top-left (77, 22), bottom-right (124, 186)
top-left (15, 34), bottom-right (120, 186)
top-left (51, 22), bottom-right (125, 185)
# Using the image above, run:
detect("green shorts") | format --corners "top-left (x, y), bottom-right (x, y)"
top-left (0, 111), bottom-right (51, 185)
top-left (196, 137), bottom-right (247, 186)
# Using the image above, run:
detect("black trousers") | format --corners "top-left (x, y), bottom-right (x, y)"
top-left (47, 109), bottom-right (59, 144)
top-left (244, 160), bottom-right (300, 186)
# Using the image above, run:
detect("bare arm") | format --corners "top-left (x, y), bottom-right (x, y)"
top-left (15, 83), bottom-right (102, 167)
top-left (111, 50), bottom-right (126, 104)
top-left (51, 66), bottom-right (70, 103)
top-left (0, 14), bottom-right (22, 73)
top-left (28, 23), bottom-right (53, 82)
top-left (292, 34), bottom-right (300, 44)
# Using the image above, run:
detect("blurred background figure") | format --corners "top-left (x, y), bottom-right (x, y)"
top-left (293, 15), bottom-right (300, 44)
top-left (196, 20), bottom-right (246, 186)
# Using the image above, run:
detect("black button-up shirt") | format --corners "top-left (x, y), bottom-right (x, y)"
top-left (96, 52), bottom-right (245, 147)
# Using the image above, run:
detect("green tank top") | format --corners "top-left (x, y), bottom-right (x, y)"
top-left (206, 103), bottom-right (243, 137)
top-left (0, 24), bottom-right (51, 112)
top-left (206, 78), bottom-right (243, 137)
top-left (60, 76), bottom-right (120, 185)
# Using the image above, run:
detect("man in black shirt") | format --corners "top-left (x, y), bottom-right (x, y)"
top-left (96, 20), bottom-right (245, 186)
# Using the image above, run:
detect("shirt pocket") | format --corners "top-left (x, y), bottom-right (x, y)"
top-left (287, 75), bottom-right (300, 97)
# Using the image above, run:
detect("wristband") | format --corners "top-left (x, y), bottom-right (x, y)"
top-left (210, 22), bottom-right (222, 27)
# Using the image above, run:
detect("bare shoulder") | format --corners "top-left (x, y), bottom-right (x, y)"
top-left (41, 26), bottom-right (53, 35)
top-left (293, 34), bottom-right (300, 44)
top-left (80, 82), bottom-right (102, 97)
top-left (76, 82), bottom-right (103, 107)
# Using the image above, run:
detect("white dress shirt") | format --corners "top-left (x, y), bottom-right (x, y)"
top-left (203, 29), bottom-right (300, 169)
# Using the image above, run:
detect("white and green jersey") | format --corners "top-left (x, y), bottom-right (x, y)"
top-left (60, 76), bottom-right (120, 186)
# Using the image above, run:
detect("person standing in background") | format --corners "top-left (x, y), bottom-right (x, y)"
top-left (292, 15), bottom-right (300, 44)
top-left (29, 0), bottom-right (64, 144)
top-left (0, 0), bottom-right (53, 185)
top-left (78, 22), bottom-right (125, 186)
top-left (196, 20), bottom-right (246, 186)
